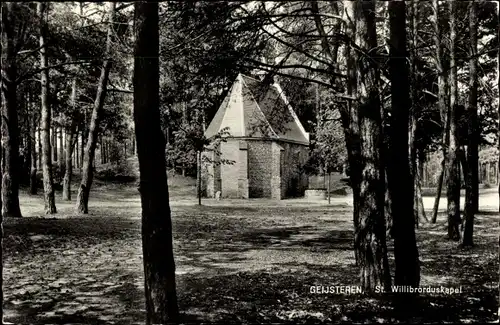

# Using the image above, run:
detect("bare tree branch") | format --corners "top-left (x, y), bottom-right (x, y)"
top-left (16, 60), bottom-right (94, 84)
top-left (237, 63), bottom-right (355, 100)
top-left (245, 57), bottom-right (346, 78)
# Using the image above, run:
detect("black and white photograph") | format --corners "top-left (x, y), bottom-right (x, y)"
top-left (1, 1), bottom-right (499, 324)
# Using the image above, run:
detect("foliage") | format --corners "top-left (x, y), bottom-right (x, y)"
top-left (308, 108), bottom-right (346, 174)
top-left (479, 147), bottom-right (499, 163)
top-left (158, 2), bottom-right (266, 170)
top-left (165, 123), bottom-right (203, 172)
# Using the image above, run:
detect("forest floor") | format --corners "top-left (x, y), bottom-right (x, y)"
top-left (4, 172), bottom-right (499, 324)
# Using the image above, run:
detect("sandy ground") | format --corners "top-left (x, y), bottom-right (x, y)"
top-left (3, 183), bottom-right (498, 324)
top-left (187, 190), bottom-right (499, 223)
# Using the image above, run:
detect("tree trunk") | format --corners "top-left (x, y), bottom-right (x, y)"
top-left (431, 0), bottom-right (450, 224)
top-left (384, 171), bottom-right (392, 237)
top-left (75, 131), bottom-right (79, 169)
top-left (80, 129), bottom-right (84, 171)
top-left (23, 101), bottom-right (32, 186)
top-left (30, 98), bottom-right (38, 195)
top-left (73, 133), bottom-right (77, 169)
top-left (409, 0), bottom-right (419, 223)
top-left (52, 124), bottom-right (57, 165)
top-left (76, 2), bottom-right (115, 214)
top-left (459, 148), bottom-right (472, 244)
top-left (446, 0), bottom-right (461, 241)
top-left (102, 137), bottom-right (106, 164)
top-left (63, 78), bottom-right (78, 201)
top-left (100, 136), bottom-right (104, 164)
top-left (62, 124), bottom-right (76, 201)
top-left (311, 0), bottom-right (365, 267)
top-left (107, 140), bottom-right (111, 164)
top-left (327, 171), bottom-right (331, 205)
top-left (104, 141), bottom-right (107, 164)
top-left (497, 2), bottom-right (500, 215)
top-left (415, 154), bottom-right (427, 225)
top-left (1, 2), bottom-right (23, 218)
top-left (414, 163), bottom-right (428, 226)
top-left (38, 2), bottom-right (57, 214)
top-left (58, 126), bottom-right (64, 173)
top-left (431, 159), bottom-right (445, 223)
top-left (197, 150), bottom-right (202, 205)
top-left (134, 2), bottom-right (179, 323)
top-left (387, 0), bottom-right (420, 287)
top-left (490, 162), bottom-right (493, 184)
top-left (0, 97), bottom-right (3, 323)
top-left (37, 124), bottom-right (42, 169)
top-left (463, 1), bottom-right (478, 247)
top-left (341, 1), bottom-right (363, 267)
top-left (348, 0), bottom-right (392, 292)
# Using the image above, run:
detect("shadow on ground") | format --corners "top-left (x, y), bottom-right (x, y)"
top-left (4, 184), bottom-right (498, 324)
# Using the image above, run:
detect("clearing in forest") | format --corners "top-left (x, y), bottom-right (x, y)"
top-left (4, 178), bottom-right (498, 324)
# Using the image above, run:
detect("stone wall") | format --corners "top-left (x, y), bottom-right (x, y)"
top-left (203, 138), bottom-right (309, 199)
top-left (247, 139), bottom-right (308, 199)
top-left (270, 142), bottom-right (282, 199)
top-left (220, 139), bottom-right (245, 198)
top-left (279, 141), bottom-right (309, 197)
top-left (238, 141), bottom-right (249, 198)
top-left (248, 140), bottom-right (273, 198)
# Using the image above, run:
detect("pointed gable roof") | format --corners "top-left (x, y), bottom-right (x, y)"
top-left (205, 73), bottom-right (309, 145)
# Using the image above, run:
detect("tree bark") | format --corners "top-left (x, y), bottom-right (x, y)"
top-left (349, 0), bottom-right (392, 293)
top-left (63, 78), bottom-right (78, 201)
top-left (197, 150), bottom-right (202, 205)
top-left (23, 100), bottom-right (31, 186)
top-left (446, 0), bottom-right (461, 241)
top-left (497, 2), bottom-right (500, 215)
top-left (76, 2), bottom-right (115, 214)
top-left (29, 95), bottom-right (38, 195)
top-left (431, 0), bottom-right (450, 224)
top-left (1, 2), bottom-right (23, 218)
top-left (387, 0), bottom-right (420, 287)
top-left (75, 130), bottom-right (79, 169)
top-left (341, 0), bottom-right (363, 267)
top-left (38, 2), bottom-right (57, 214)
top-left (463, 1), bottom-right (478, 247)
top-left (409, 0), bottom-right (420, 224)
top-left (80, 129), bottom-right (84, 171)
top-left (99, 136), bottom-right (104, 164)
top-left (0, 100), bottom-right (3, 323)
top-left (132, 136), bottom-right (135, 155)
top-left (384, 171), bottom-right (392, 237)
top-left (52, 124), bottom-right (57, 165)
top-left (37, 124), bottom-right (42, 169)
top-left (58, 126), bottom-right (65, 173)
top-left (458, 148), bottom-right (471, 241)
top-left (104, 138), bottom-right (108, 164)
top-left (103, 138), bottom-right (107, 164)
top-left (62, 124), bottom-right (76, 201)
top-left (487, 162), bottom-right (491, 184)
top-left (415, 155), bottom-right (427, 225)
top-left (134, 2), bottom-right (179, 323)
